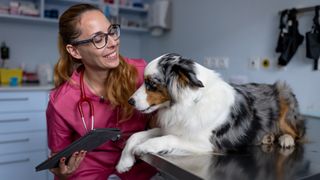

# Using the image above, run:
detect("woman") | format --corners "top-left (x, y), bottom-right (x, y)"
top-left (46, 3), bottom-right (157, 180)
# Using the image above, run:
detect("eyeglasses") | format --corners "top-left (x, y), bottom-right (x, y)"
top-left (71, 24), bottom-right (120, 49)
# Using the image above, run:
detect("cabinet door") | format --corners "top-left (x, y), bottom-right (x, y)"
top-left (0, 91), bottom-right (48, 113)
top-left (0, 151), bottom-right (48, 180)
top-left (0, 112), bottom-right (46, 133)
top-left (0, 131), bottom-right (47, 155)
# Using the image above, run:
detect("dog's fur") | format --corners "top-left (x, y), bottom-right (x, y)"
top-left (116, 53), bottom-right (305, 173)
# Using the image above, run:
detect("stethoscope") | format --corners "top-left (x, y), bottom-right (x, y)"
top-left (78, 69), bottom-right (95, 132)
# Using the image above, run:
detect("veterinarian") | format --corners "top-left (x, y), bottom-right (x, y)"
top-left (46, 3), bottom-right (157, 180)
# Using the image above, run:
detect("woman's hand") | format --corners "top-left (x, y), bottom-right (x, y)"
top-left (49, 150), bottom-right (87, 180)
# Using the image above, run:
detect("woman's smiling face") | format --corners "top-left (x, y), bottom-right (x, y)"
top-left (75, 10), bottom-right (120, 71)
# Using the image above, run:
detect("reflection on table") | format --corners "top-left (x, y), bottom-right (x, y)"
top-left (141, 116), bottom-right (320, 180)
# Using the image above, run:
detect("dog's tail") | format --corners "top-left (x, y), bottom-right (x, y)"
top-left (275, 81), bottom-right (306, 140)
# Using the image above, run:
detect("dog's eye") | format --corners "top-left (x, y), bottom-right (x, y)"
top-left (145, 80), bottom-right (157, 91)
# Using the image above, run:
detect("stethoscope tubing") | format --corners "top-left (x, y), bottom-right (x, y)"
top-left (78, 69), bottom-right (95, 132)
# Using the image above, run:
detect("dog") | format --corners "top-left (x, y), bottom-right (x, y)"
top-left (116, 53), bottom-right (305, 173)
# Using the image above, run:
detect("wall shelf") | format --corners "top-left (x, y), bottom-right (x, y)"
top-left (118, 5), bottom-right (148, 13)
top-left (121, 25), bottom-right (148, 32)
top-left (105, 2), bottom-right (148, 13)
top-left (0, 13), bottom-right (57, 23)
top-left (104, 2), bottom-right (149, 32)
top-left (0, 0), bottom-right (150, 32)
top-left (50, 0), bottom-right (101, 6)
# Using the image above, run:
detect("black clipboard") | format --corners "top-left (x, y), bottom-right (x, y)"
top-left (35, 128), bottom-right (121, 172)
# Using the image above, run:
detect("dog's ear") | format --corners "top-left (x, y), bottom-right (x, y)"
top-left (168, 59), bottom-right (204, 88)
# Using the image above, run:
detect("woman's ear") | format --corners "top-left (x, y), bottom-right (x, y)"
top-left (66, 44), bottom-right (82, 59)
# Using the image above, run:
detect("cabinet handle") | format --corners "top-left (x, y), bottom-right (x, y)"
top-left (0, 118), bottom-right (29, 123)
top-left (0, 138), bottom-right (30, 144)
top-left (0, 97), bottom-right (29, 101)
top-left (0, 158), bottom-right (30, 165)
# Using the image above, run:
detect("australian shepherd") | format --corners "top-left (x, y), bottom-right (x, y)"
top-left (116, 53), bottom-right (305, 173)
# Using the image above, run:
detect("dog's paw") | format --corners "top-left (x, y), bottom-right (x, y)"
top-left (278, 134), bottom-right (295, 148)
top-left (261, 133), bottom-right (275, 145)
top-left (134, 139), bottom-right (166, 156)
top-left (116, 155), bottom-right (136, 173)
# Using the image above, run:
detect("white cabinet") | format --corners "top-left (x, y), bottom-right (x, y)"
top-left (105, 1), bottom-right (149, 32)
top-left (0, 0), bottom-right (100, 22)
top-left (0, 0), bottom-right (149, 32)
top-left (0, 151), bottom-right (48, 180)
top-left (0, 89), bottom-right (50, 180)
top-left (43, 0), bottom-right (101, 22)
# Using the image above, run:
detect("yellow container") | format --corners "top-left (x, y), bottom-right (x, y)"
top-left (0, 68), bottom-right (23, 85)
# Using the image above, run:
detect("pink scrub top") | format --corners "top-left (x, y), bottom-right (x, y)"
top-left (46, 58), bottom-right (157, 180)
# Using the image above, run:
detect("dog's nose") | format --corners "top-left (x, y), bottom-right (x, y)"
top-left (128, 98), bottom-right (135, 106)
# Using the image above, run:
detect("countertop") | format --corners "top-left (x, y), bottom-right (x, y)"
top-left (0, 84), bottom-right (54, 91)
top-left (140, 116), bottom-right (320, 180)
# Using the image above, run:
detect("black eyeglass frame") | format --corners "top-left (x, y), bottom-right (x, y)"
top-left (70, 24), bottom-right (120, 49)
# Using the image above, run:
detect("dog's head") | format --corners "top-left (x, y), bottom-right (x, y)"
top-left (128, 53), bottom-right (204, 113)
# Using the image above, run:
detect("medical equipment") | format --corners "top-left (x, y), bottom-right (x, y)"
top-left (78, 69), bottom-right (95, 132)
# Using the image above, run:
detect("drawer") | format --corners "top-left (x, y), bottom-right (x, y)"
top-left (0, 91), bottom-right (48, 113)
top-left (0, 112), bottom-right (46, 133)
top-left (0, 131), bottom-right (47, 155)
top-left (0, 150), bottom-right (48, 180)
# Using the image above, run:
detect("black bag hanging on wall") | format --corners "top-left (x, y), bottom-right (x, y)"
top-left (306, 6), bottom-right (320, 71)
top-left (276, 9), bottom-right (304, 66)
top-left (276, 10), bottom-right (289, 53)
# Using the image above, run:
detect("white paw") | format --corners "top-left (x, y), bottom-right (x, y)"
top-left (134, 139), bottom-right (165, 156)
top-left (116, 155), bottom-right (136, 173)
top-left (278, 134), bottom-right (295, 148)
top-left (261, 133), bottom-right (275, 145)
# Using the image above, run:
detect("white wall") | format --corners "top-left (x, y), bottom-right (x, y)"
top-left (140, 0), bottom-right (320, 116)
top-left (1, 0), bottom-right (319, 116)
top-left (0, 20), bottom-right (58, 72)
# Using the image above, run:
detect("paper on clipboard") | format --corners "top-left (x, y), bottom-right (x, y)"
top-left (35, 128), bottom-right (121, 172)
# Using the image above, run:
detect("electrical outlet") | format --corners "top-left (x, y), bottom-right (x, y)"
top-left (211, 57), bottom-right (219, 69)
top-left (219, 57), bottom-right (229, 69)
top-left (204, 56), bottom-right (229, 69)
top-left (204, 57), bottom-right (213, 68)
